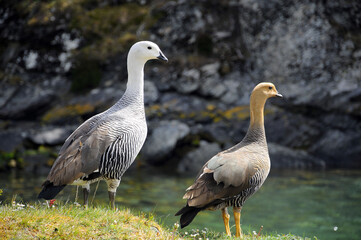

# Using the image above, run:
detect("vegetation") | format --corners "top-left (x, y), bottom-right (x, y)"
top-left (0, 202), bottom-right (175, 240)
top-left (42, 103), bottom-right (95, 123)
top-left (0, 146), bottom-right (57, 171)
top-left (70, 57), bottom-right (102, 93)
top-left (16, 0), bottom-right (157, 92)
top-left (146, 103), bottom-right (252, 123)
top-left (0, 200), bottom-right (315, 240)
top-left (0, 151), bottom-right (24, 170)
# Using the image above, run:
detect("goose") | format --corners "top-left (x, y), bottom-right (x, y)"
top-left (176, 82), bottom-right (282, 237)
top-left (38, 41), bottom-right (168, 208)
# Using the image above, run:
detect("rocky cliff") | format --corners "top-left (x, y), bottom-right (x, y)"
top-left (0, 0), bottom-right (360, 173)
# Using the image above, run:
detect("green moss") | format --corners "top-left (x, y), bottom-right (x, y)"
top-left (146, 104), bottom-right (251, 123)
top-left (19, 1), bottom-right (155, 66)
top-left (0, 151), bottom-right (24, 170)
top-left (192, 105), bottom-right (250, 123)
top-left (42, 103), bottom-right (95, 123)
top-left (145, 104), bottom-right (164, 118)
top-left (70, 56), bottom-right (102, 93)
top-left (68, 3), bottom-right (150, 62)
top-left (21, 0), bottom-right (84, 26)
top-left (37, 145), bottom-right (57, 159)
top-left (221, 105), bottom-right (249, 120)
top-left (70, 4), bottom-right (148, 38)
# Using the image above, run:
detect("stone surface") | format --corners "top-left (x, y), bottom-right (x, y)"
top-left (28, 126), bottom-right (75, 146)
top-left (309, 130), bottom-right (361, 168)
top-left (142, 120), bottom-right (190, 165)
top-left (172, 69), bottom-right (200, 94)
top-left (0, 84), bottom-right (56, 120)
top-left (144, 80), bottom-right (159, 104)
top-left (0, 0), bottom-right (360, 171)
top-left (199, 75), bottom-right (227, 98)
top-left (0, 130), bottom-right (24, 152)
top-left (269, 143), bottom-right (326, 169)
top-left (177, 140), bottom-right (221, 175)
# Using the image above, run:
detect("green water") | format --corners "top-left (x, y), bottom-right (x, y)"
top-left (1, 168), bottom-right (361, 239)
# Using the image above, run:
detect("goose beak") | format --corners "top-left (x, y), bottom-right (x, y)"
top-left (157, 51), bottom-right (168, 62)
top-left (276, 92), bottom-right (283, 98)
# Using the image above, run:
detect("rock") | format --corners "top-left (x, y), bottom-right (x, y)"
top-left (0, 84), bottom-right (18, 109)
top-left (0, 84), bottom-right (56, 120)
top-left (309, 130), bottom-right (361, 168)
top-left (28, 126), bottom-right (75, 146)
top-left (0, 76), bottom-right (68, 120)
top-left (69, 86), bottom-right (122, 109)
top-left (265, 110), bottom-right (323, 150)
top-left (1, 0), bottom-right (361, 171)
top-left (248, 0), bottom-right (361, 114)
top-left (159, 93), bottom-right (208, 115)
top-left (199, 75), bottom-right (227, 98)
top-left (144, 80), bottom-right (159, 104)
top-left (200, 62), bottom-right (220, 76)
top-left (177, 140), bottom-right (221, 175)
top-left (0, 130), bottom-right (24, 152)
top-left (172, 69), bottom-right (200, 94)
top-left (142, 120), bottom-right (190, 165)
top-left (268, 143), bottom-right (325, 169)
top-left (220, 77), bottom-right (241, 104)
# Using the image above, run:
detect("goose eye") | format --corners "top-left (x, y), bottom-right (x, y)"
top-left (147, 46), bottom-right (152, 50)
top-left (268, 86), bottom-right (273, 90)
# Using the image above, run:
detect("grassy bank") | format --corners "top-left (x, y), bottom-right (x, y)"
top-left (0, 201), bottom-right (314, 240)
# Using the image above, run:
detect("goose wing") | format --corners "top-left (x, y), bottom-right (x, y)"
top-left (58, 112), bottom-right (105, 155)
top-left (47, 116), bottom-right (125, 186)
top-left (183, 149), bottom-right (263, 208)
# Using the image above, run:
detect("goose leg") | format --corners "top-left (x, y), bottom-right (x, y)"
top-left (233, 207), bottom-right (243, 238)
top-left (108, 191), bottom-right (116, 209)
top-left (82, 185), bottom-right (90, 207)
top-left (221, 208), bottom-right (231, 236)
top-left (106, 179), bottom-right (120, 210)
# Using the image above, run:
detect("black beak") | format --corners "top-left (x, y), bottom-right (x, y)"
top-left (157, 51), bottom-right (168, 62)
top-left (276, 93), bottom-right (283, 98)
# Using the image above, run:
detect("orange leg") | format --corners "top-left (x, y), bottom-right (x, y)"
top-left (221, 208), bottom-right (231, 236)
top-left (233, 207), bottom-right (243, 238)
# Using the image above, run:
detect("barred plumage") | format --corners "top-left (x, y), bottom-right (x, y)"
top-left (176, 82), bottom-right (283, 237)
top-left (38, 41), bottom-right (168, 208)
top-left (100, 131), bottom-right (142, 180)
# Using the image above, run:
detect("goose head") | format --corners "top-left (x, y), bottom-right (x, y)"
top-left (128, 41), bottom-right (168, 63)
top-left (252, 82), bottom-right (283, 100)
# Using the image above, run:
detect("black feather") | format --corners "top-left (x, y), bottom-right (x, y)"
top-left (175, 204), bottom-right (202, 228)
top-left (38, 181), bottom-right (66, 200)
top-left (82, 172), bottom-right (101, 181)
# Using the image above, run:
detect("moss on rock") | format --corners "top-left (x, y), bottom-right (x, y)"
top-left (42, 104), bottom-right (95, 123)
top-left (70, 56), bottom-right (102, 93)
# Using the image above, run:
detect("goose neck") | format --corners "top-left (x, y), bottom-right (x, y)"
top-left (243, 92), bottom-right (267, 144)
top-left (249, 92), bottom-right (267, 129)
top-left (126, 55), bottom-right (146, 93)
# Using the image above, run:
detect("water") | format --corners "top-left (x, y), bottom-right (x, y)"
top-left (1, 168), bottom-right (361, 239)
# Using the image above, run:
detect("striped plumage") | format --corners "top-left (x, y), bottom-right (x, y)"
top-left (176, 82), bottom-right (283, 237)
top-left (38, 41), bottom-right (168, 208)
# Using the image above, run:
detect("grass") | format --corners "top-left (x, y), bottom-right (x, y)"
top-left (0, 201), bottom-right (175, 240)
top-left (0, 200), bottom-right (315, 240)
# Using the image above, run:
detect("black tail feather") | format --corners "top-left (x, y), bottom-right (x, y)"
top-left (175, 204), bottom-right (202, 228)
top-left (38, 181), bottom-right (66, 200)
